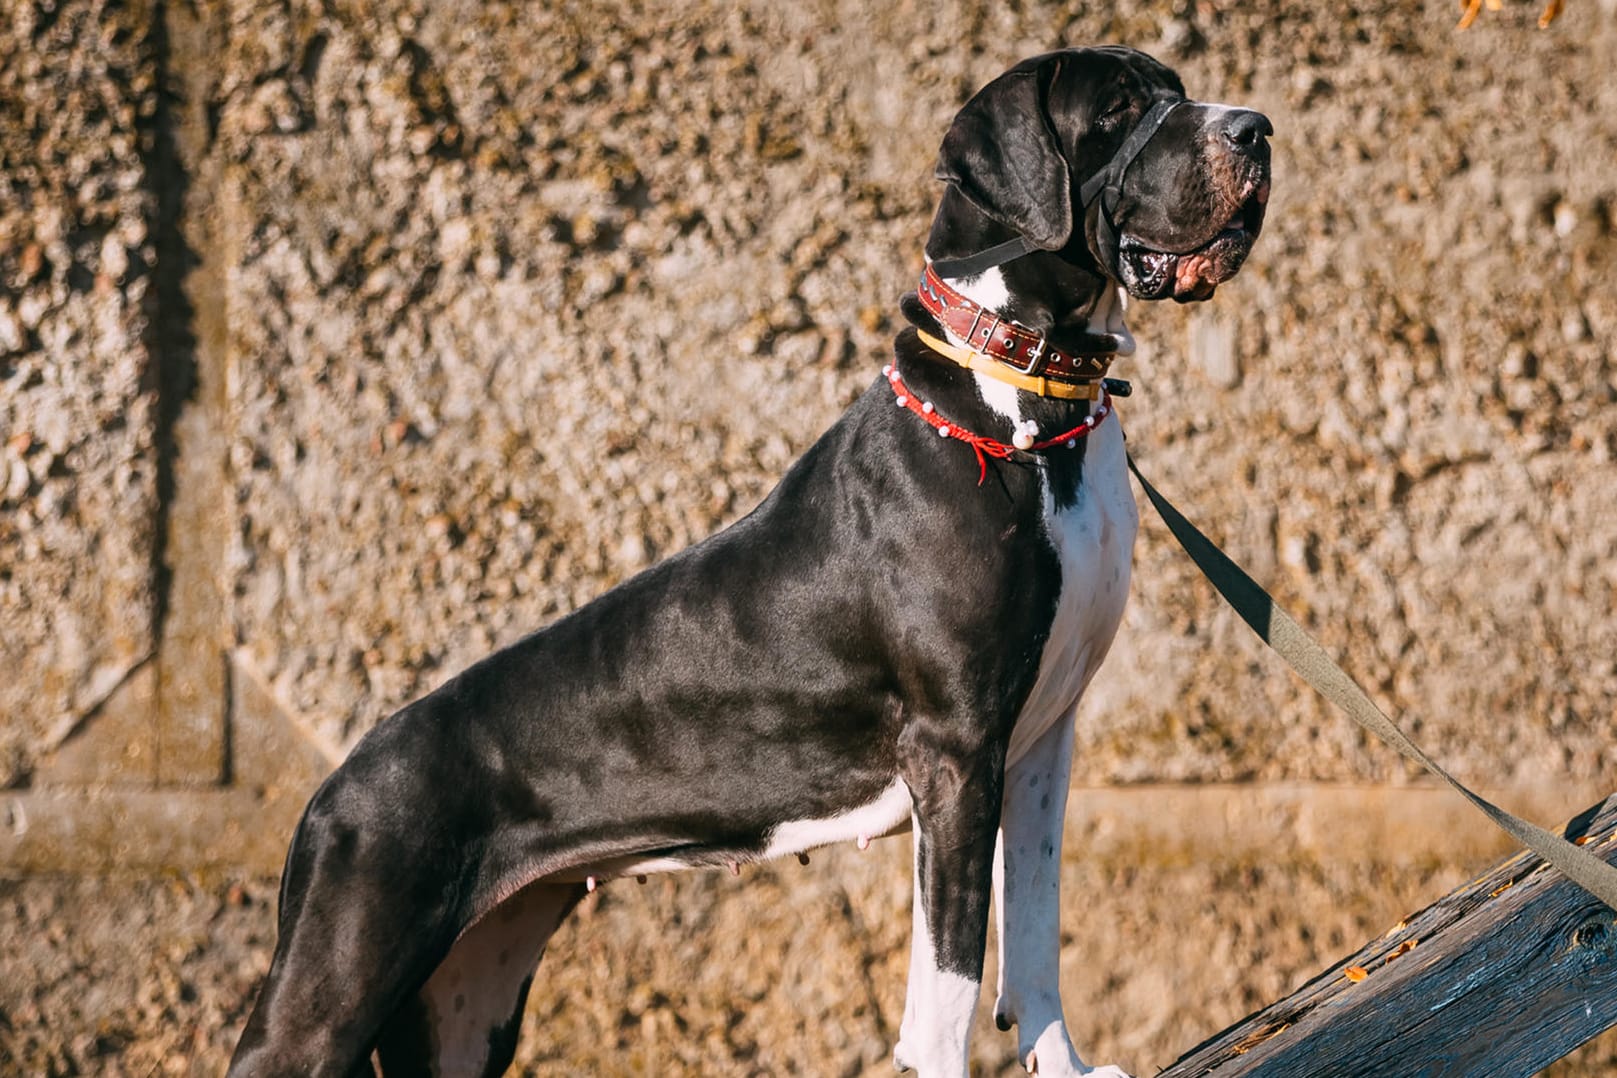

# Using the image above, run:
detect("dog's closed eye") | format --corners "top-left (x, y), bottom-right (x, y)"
top-left (1096, 96), bottom-right (1133, 130)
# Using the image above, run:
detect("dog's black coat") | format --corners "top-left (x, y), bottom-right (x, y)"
top-left (230, 45), bottom-right (1270, 1078)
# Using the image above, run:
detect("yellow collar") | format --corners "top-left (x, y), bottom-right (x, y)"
top-left (915, 330), bottom-right (1106, 401)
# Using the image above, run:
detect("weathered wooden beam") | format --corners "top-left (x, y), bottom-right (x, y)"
top-left (1161, 794), bottom-right (1617, 1078)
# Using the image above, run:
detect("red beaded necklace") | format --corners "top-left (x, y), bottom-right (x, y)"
top-left (882, 364), bottom-right (1114, 485)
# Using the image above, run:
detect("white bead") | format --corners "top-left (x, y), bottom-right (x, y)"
top-left (938, 426), bottom-right (950, 437)
top-left (1012, 430), bottom-right (1036, 450)
top-left (882, 364), bottom-right (893, 376)
top-left (896, 396), bottom-right (907, 407)
top-left (1084, 416), bottom-right (1095, 428)
top-left (921, 402), bottom-right (934, 414)
top-left (1065, 439), bottom-right (1077, 449)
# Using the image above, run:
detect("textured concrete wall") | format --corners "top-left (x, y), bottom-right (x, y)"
top-left (1088, 8), bottom-right (1617, 790)
top-left (192, 0), bottom-right (1617, 779)
top-left (10, 0), bottom-right (1615, 791)
top-left (0, 0), bottom-right (159, 787)
top-left (5, 0), bottom-right (1617, 1073)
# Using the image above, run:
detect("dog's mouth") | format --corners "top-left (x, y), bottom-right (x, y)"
top-left (1116, 181), bottom-right (1269, 303)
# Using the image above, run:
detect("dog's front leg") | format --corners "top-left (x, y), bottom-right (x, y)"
top-left (892, 744), bottom-right (1002, 1077)
top-left (992, 710), bottom-right (1130, 1078)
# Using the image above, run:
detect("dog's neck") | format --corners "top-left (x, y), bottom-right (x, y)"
top-left (897, 188), bottom-right (1132, 442)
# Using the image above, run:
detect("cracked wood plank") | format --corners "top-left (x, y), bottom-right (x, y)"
top-left (1161, 794), bottom-right (1617, 1078)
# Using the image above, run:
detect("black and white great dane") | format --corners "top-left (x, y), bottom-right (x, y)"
top-left (230, 45), bottom-right (1271, 1078)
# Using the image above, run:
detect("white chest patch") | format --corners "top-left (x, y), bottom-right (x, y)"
top-left (1005, 415), bottom-right (1138, 766)
top-left (934, 268), bottom-right (1143, 767)
top-left (931, 269), bottom-right (1144, 772)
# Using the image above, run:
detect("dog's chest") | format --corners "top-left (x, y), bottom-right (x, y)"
top-left (1005, 414), bottom-right (1138, 766)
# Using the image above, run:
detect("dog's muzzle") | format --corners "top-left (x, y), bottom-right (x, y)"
top-left (1078, 98), bottom-right (1182, 274)
top-left (1105, 105), bottom-right (1273, 302)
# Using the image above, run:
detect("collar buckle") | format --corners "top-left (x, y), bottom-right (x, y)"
top-left (1005, 333), bottom-right (1046, 376)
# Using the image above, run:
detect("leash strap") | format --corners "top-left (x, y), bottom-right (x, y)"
top-left (931, 236), bottom-right (1037, 279)
top-left (1125, 452), bottom-right (1617, 911)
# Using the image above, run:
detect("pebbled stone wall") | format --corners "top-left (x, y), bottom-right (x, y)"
top-left (0, 0), bottom-right (160, 787)
top-left (1080, 3), bottom-right (1617, 789)
top-left (6, 0), bottom-right (1610, 808)
top-left (5, 0), bottom-right (1617, 813)
top-left (6, 1), bottom-right (1617, 1075)
top-left (209, 0), bottom-right (1617, 790)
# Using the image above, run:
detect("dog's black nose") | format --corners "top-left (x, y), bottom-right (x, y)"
top-left (1220, 109), bottom-right (1273, 150)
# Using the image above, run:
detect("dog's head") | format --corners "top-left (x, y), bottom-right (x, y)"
top-left (933, 46), bottom-right (1271, 303)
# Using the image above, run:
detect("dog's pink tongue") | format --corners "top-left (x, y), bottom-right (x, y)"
top-left (1173, 253), bottom-right (1218, 301)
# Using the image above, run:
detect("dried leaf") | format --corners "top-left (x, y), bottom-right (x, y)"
top-left (1344, 966), bottom-right (1368, 983)
top-left (1458, 0), bottom-right (1563, 30)
top-left (1385, 938), bottom-right (1418, 964)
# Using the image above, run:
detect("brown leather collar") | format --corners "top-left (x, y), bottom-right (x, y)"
top-left (914, 262), bottom-right (1117, 389)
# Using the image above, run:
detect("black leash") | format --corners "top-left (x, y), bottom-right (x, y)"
top-left (1126, 452), bottom-right (1617, 911)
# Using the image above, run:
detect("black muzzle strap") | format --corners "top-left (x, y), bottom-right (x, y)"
top-left (1080, 97), bottom-right (1180, 271)
top-left (930, 235), bottom-right (1039, 279)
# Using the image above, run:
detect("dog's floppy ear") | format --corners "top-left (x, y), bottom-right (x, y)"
top-left (935, 61), bottom-right (1072, 253)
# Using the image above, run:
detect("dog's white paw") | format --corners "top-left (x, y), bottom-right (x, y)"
top-left (893, 1037), bottom-right (976, 1076)
top-left (1023, 1053), bottom-right (1132, 1078)
top-left (1008, 1028), bottom-right (1133, 1078)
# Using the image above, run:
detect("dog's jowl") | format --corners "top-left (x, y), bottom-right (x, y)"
top-left (229, 46), bottom-right (1270, 1078)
